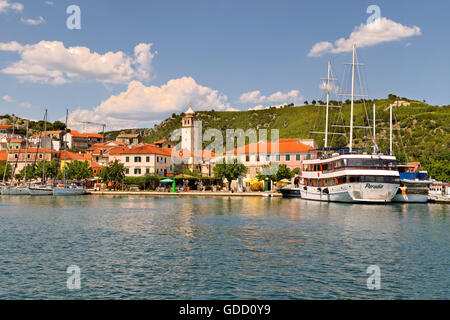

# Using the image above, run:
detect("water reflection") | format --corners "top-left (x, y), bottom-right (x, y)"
top-left (0, 195), bottom-right (448, 299)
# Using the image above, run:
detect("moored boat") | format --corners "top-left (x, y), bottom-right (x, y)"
top-left (300, 153), bottom-right (399, 203)
top-left (29, 184), bottom-right (53, 196)
top-left (280, 187), bottom-right (301, 198)
top-left (1, 186), bottom-right (30, 195)
top-left (53, 184), bottom-right (86, 196)
top-left (392, 163), bottom-right (431, 203)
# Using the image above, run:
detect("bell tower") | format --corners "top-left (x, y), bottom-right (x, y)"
top-left (181, 107), bottom-right (195, 153)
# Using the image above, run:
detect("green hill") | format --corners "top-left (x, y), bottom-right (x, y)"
top-left (117, 97), bottom-right (449, 181)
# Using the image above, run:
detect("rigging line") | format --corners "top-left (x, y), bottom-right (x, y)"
top-left (393, 109), bottom-right (407, 161)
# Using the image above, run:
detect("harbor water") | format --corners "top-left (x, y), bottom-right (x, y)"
top-left (0, 195), bottom-right (448, 299)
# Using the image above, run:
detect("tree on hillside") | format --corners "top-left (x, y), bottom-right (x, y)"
top-left (100, 160), bottom-right (126, 189)
top-left (213, 159), bottom-right (247, 182)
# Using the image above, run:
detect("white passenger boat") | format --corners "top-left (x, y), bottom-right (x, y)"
top-left (300, 45), bottom-right (400, 203)
top-left (300, 154), bottom-right (399, 203)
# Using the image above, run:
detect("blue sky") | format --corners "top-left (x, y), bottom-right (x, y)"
top-left (0, 0), bottom-right (449, 130)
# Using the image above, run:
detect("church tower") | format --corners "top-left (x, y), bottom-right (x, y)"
top-left (181, 107), bottom-right (200, 169)
top-left (181, 107), bottom-right (195, 152)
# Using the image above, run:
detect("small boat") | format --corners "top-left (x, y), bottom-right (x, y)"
top-left (392, 163), bottom-right (431, 203)
top-left (53, 184), bottom-right (86, 196)
top-left (52, 110), bottom-right (86, 197)
top-left (280, 187), bottom-right (301, 198)
top-left (29, 184), bottom-right (53, 196)
top-left (1, 186), bottom-right (30, 195)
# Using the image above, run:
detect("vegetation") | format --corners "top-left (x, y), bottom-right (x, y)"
top-left (123, 175), bottom-right (162, 190)
top-left (257, 164), bottom-right (294, 182)
top-left (100, 160), bottom-right (126, 189)
top-left (62, 160), bottom-right (93, 180)
top-left (0, 161), bottom-right (12, 181)
top-left (213, 159), bottom-right (247, 182)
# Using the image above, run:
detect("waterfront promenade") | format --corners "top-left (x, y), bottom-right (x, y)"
top-left (90, 190), bottom-right (282, 197)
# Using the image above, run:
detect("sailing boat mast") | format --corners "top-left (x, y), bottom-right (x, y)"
top-left (63, 109), bottom-right (68, 184)
top-left (349, 44), bottom-right (356, 153)
top-left (390, 103), bottom-right (393, 156)
top-left (42, 109), bottom-right (48, 184)
top-left (24, 121), bottom-right (29, 183)
top-left (324, 61), bottom-right (331, 148)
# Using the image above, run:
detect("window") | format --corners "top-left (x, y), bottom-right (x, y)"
top-left (246, 155), bottom-right (250, 162)
top-left (134, 156), bottom-right (141, 163)
top-left (134, 168), bottom-right (141, 175)
top-left (276, 154), bottom-right (280, 161)
top-left (146, 156), bottom-right (150, 162)
top-left (146, 168), bottom-right (150, 174)
top-left (125, 168), bottom-right (129, 174)
top-left (285, 154), bottom-right (291, 161)
top-left (266, 154), bottom-right (270, 162)
top-left (296, 154), bottom-right (301, 161)
top-left (126, 156), bottom-right (130, 162)
top-left (164, 157), bottom-right (167, 163)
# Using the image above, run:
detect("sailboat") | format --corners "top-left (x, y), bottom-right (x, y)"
top-left (30, 109), bottom-right (53, 196)
top-left (299, 44), bottom-right (400, 203)
top-left (53, 109), bottom-right (86, 196)
top-left (1, 120), bottom-right (30, 195)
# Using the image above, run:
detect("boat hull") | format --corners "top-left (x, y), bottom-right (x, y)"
top-left (300, 182), bottom-right (399, 203)
top-left (29, 187), bottom-right (53, 196)
top-left (1, 187), bottom-right (30, 195)
top-left (392, 180), bottom-right (430, 203)
top-left (53, 186), bottom-right (86, 196)
top-left (280, 188), bottom-right (301, 198)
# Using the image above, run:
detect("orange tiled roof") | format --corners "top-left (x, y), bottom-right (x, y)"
top-left (69, 130), bottom-right (103, 139)
top-left (226, 139), bottom-right (314, 155)
top-left (63, 151), bottom-right (92, 161)
top-left (9, 148), bottom-right (59, 154)
top-left (0, 125), bottom-right (12, 130)
top-left (118, 144), bottom-right (172, 156)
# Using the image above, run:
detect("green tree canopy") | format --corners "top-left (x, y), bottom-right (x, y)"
top-left (213, 159), bottom-right (247, 181)
top-left (63, 160), bottom-right (93, 180)
top-left (100, 160), bottom-right (126, 187)
top-left (257, 164), bottom-right (293, 181)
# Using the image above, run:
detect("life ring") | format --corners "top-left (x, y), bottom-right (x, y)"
top-left (179, 150), bottom-right (183, 157)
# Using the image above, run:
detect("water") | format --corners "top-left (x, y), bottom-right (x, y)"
top-left (0, 195), bottom-right (448, 299)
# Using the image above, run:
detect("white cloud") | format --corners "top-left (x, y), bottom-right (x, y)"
top-left (0, 41), bottom-right (157, 85)
top-left (0, 0), bottom-right (23, 13)
top-left (45, 1), bottom-right (54, 5)
top-left (2, 95), bottom-right (14, 102)
top-left (68, 77), bottom-right (230, 130)
top-left (2, 95), bottom-right (32, 108)
top-left (308, 17), bottom-right (421, 57)
top-left (239, 89), bottom-right (303, 108)
top-left (19, 101), bottom-right (32, 108)
top-left (248, 105), bottom-right (264, 111)
top-left (20, 16), bottom-right (45, 25)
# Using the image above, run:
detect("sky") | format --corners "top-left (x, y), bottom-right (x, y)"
top-left (0, 0), bottom-right (449, 131)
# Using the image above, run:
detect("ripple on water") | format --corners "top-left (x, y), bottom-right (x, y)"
top-left (0, 195), bottom-right (448, 299)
